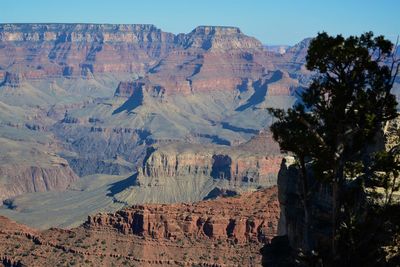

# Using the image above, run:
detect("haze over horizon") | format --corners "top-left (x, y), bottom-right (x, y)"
top-left (1, 0), bottom-right (399, 45)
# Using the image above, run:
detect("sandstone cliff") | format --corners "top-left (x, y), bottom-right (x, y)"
top-left (131, 26), bottom-right (266, 96)
top-left (1, 23), bottom-right (300, 97)
top-left (0, 23), bottom-right (266, 82)
top-left (87, 187), bottom-right (279, 244)
top-left (0, 187), bottom-right (280, 266)
top-left (138, 143), bottom-right (282, 188)
top-left (0, 23), bottom-right (178, 78)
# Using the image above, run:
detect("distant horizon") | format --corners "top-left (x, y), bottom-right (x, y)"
top-left (1, 0), bottom-right (399, 45)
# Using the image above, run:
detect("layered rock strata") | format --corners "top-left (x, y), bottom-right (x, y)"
top-left (0, 187), bottom-right (280, 266)
top-left (137, 140), bottom-right (282, 188)
top-left (0, 163), bottom-right (79, 201)
top-left (0, 23), bottom-right (178, 78)
top-left (0, 24), bottom-right (269, 85)
top-left (87, 187), bottom-right (279, 244)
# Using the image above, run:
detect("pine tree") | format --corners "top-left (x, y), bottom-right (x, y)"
top-left (269, 32), bottom-right (399, 266)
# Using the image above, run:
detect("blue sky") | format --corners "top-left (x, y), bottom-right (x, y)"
top-left (1, 0), bottom-right (399, 45)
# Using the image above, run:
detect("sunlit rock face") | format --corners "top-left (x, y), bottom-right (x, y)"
top-left (0, 23), bottom-right (179, 78)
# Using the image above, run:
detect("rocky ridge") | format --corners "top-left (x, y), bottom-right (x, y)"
top-left (0, 136), bottom-right (79, 201)
top-left (0, 23), bottom-right (267, 84)
top-left (0, 187), bottom-right (280, 266)
top-left (0, 23), bottom-right (178, 78)
top-left (87, 186), bottom-right (279, 244)
top-left (138, 140), bottom-right (282, 188)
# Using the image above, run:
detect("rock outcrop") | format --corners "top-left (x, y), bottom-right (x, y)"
top-left (265, 70), bottom-right (300, 96)
top-left (178, 26), bottom-right (263, 51)
top-left (0, 187), bottom-right (280, 266)
top-left (137, 141), bottom-right (282, 188)
top-left (284, 37), bottom-right (313, 64)
top-left (0, 72), bottom-right (24, 87)
top-left (87, 186), bottom-right (279, 244)
top-left (0, 163), bottom-right (79, 201)
top-left (1, 23), bottom-right (300, 98)
top-left (0, 23), bottom-right (264, 82)
top-left (132, 26), bottom-right (266, 96)
top-left (113, 79), bottom-right (166, 108)
top-left (0, 23), bottom-right (178, 78)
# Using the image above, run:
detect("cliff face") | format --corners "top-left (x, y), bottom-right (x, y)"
top-left (0, 136), bottom-right (80, 201)
top-left (0, 163), bottom-right (79, 201)
top-left (0, 24), bottom-right (283, 97)
top-left (137, 141), bottom-right (282, 188)
top-left (275, 156), bottom-right (333, 248)
top-left (114, 79), bottom-right (166, 105)
top-left (87, 187), bottom-right (279, 244)
top-left (0, 23), bottom-right (178, 78)
top-left (178, 26), bottom-right (263, 51)
top-left (135, 26), bottom-right (266, 95)
top-left (0, 72), bottom-right (24, 87)
top-left (0, 187), bottom-right (280, 266)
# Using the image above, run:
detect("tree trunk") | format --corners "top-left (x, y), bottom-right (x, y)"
top-left (332, 158), bottom-right (345, 265)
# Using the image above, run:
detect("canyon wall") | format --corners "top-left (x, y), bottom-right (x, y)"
top-left (136, 138), bottom-right (282, 189)
top-left (0, 24), bottom-right (267, 83)
top-left (0, 163), bottom-right (79, 201)
top-left (87, 187), bottom-right (280, 244)
top-left (0, 23), bottom-right (305, 99)
top-left (0, 23), bottom-right (178, 78)
top-left (0, 187), bottom-right (280, 266)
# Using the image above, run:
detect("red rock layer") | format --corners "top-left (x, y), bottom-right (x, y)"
top-left (138, 49), bottom-right (266, 96)
top-left (0, 23), bottom-right (178, 78)
top-left (0, 187), bottom-right (280, 266)
top-left (1, 24), bottom-right (281, 97)
top-left (87, 187), bottom-right (279, 244)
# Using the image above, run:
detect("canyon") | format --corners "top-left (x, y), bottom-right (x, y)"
top-left (0, 23), bottom-right (399, 266)
top-left (0, 23), bottom-right (307, 266)
top-left (0, 23), bottom-right (307, 209)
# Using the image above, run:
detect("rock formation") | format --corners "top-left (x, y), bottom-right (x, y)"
top-left (87, 186), bottom-right (279, 244)
top-left (0, 23), bottom-right (313, 234)
top-left (0, 72), bottom-right (24, 87)
top-left (0, 162), bottom-right (79, 201)
top-left (138, 142), bottom-right (282, 188)
top-left (0, 135), bottom-right (80, 201)
top-left (0, 187), bottom-right (280, 266)
top-left (0, 23), bottom-right (307, 99)
top-left (0, 24), bottom-right (268, 84)
top-left (0, 23), bottom-right (179, 78)
top-left (113, 78), bottom-right (166, 109)
top-left (130, 26), bottom-right (266, 96)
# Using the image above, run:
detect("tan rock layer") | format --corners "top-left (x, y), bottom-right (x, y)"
top-left (138, 146), bottom-right (282, 187)
top-left (0, 164), bottom-right (79, 201)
